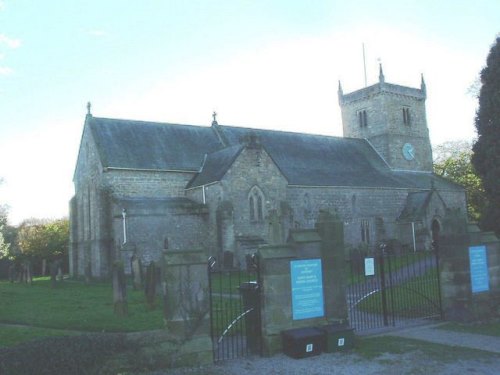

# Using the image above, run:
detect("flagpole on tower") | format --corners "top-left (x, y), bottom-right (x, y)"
top-left (363, 43), bottom-right (367, 87)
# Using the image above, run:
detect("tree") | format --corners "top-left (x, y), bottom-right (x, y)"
top-left (433, 141), bottom-right (485, 222)
top-left (472, 36), bottom-right (500, 234)
top-left (17, 218), bottom-right (69, 274)
top-left (0, 179), bottom-right (10, 259)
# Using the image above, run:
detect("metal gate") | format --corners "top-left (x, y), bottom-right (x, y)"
top-left (208, 254), bottom-right (262, 362)
top-left (346, 245), bottom-right (443, 332)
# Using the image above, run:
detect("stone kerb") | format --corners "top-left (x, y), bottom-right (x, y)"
top-left (439, 214), bottom-right (500, 322)
top-left (162, 249), bottom-right (212, 366)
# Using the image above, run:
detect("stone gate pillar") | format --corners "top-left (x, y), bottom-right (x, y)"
top-left (162, 249), bottom-right (212, 364)
top-left (439, 209), bottom-right (500, 321)
top-left (257, 209), bottom-right (348, 356)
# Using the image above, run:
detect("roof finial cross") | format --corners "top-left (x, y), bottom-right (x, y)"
top-left (212, 111), bottom-right (218, 125)
top-left (86, 101), bottom-right (92, 116)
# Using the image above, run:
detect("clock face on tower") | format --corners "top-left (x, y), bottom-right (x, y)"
top-left (402, 143), bottom-right (415, 161)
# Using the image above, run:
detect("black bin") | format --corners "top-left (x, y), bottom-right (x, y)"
top-left (238, 281), bottom-right (261, 354)
top-left (282, 327), bottom-right (325, 359)
top-left (320, 323), bottom-right (355, 352)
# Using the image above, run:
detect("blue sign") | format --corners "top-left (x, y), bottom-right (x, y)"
top-left (469, 245), bottom-right (489, 293)
top-left (290, 259), bottom-right (324, 320)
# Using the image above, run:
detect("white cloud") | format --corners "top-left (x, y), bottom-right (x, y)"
top-left (0, 34), bottom-right (21, 49)
top-left (86, 29), bottom-right (107, 37)
top-left (0, 1), bottom-right (4, 11)
top-left (0, 66), bottom-right (12, 75)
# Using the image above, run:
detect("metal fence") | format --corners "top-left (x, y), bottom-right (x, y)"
top-left (346, 246), bottom-right (443, 332)
top-left (208, 255), bottom-right (262, 362)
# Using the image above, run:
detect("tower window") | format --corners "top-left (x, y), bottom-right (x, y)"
top-left (402, 107), bottom-right (411, 126)
top-left (358, 110), bottom-right (368, 128)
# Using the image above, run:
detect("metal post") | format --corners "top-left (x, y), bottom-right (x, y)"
top-left (122, 209), bottom-right (127, 244)
top-left (411, 222), bottom-right (416, 252)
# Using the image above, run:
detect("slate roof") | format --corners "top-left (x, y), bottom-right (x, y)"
top-left (87, 116), bottom-right (222, 171)
top-left (84, 115), bottom-right (464, 191)
top-left (187, 145), bottom-right (243, 188)
top-left (398, 190), bottom-right (446, 221)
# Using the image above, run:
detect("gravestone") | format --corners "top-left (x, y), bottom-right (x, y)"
top-left (112, 261), bottom-right (128, 316)
top-left (130, 254), bottom-right (143, 290)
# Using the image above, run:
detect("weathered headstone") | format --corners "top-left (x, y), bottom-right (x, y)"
top-left (268, 209), bottom-right (283, 245)
top-left (112, 261), bottom-right (128, 316)
top-left (145, 261), bottom-right (157, 309)
top-left (130, 254), bottom-right (143, 290)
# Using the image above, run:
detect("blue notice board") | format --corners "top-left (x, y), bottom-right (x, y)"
top-left (469, 245), bottom-right (489, 293)
top-left (290, 259), bottom-right (324, 320)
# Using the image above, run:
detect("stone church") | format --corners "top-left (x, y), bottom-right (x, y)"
top-left (70, 67), bottom-right (466, 278)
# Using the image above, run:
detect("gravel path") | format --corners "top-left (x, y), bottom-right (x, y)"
top-left (157, 351), bottom-right (500, 375)
top-left (147, 324), bottom-right (500, 375)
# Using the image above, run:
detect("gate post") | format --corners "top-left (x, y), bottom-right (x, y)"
top-left (257, 209), bottom-right (349, 356)
top-left (163, 249), bottom-right (213, 365)
top-left (439, 209), bottom-right (500, 322)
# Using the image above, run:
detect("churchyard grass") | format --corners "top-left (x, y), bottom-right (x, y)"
top-left (355, 335), bottom-right (499, 361)
top-left (0, 325), bottom-right (80, 347)
top-left (346, 251), bottom-right (435, 286)
top-left (0, 277), bottom-right (164, 333)
top-left (437, 320), bottom-right (500, 337)
top-left (356, 270), bottom-right (440, 317)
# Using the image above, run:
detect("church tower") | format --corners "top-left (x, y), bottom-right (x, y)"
top-left (338, 66), bottom-right (433, 172)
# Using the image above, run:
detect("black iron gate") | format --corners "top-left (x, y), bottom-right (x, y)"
top-left (346, 245), bottom-right (443, 332)
top-left (208, 254), bottom-right (262, 362)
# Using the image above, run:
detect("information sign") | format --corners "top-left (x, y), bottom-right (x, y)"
top-left (469, 245), bottom-right (489, 293)
top-left (364, 257), bottom-right (375, 276)
top-left (290, 259), bottom-right (324, 320)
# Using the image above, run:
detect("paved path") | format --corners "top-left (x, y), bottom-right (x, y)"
top-left (383, 323), bottom-right (500, 354)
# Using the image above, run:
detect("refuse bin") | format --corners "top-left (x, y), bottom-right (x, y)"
top-left (282, 327), bottom-right (325, 359)
top-left (238, 281), bottom-right (261, 354)
top-left (320, 323), bottom-right (355, 352)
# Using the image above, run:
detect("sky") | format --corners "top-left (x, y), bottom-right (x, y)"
top-left (0, 0), bottom-right (498, 225)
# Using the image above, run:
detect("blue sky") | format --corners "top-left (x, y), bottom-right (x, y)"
top-left (0, 0), bottom-right (499, 224)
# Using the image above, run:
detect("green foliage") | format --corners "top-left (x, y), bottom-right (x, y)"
top-left (472, 36), bottom-right (500, 234)
top-left (17, 218), bottom-right (69, 261)
top-left (433, 141), bottom-right (485, 221)
top-left (0, 204), bottom-right (10, 259)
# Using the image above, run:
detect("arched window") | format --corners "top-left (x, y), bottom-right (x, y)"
top-left (249, 197), bottom-right (255, 221)
top-left (248, 186), bottom-right (265, 222)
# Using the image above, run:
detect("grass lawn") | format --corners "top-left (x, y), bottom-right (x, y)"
top-left (0, 277), bottom-right (164, 333)
top-left (356, 335), bottom-right (500, 361)
top-left (0, 325), bottom-right (81, 347)
top-left (356, 271), bottom-right (441, 318)
top-left (437, 321), bottom-right (500, 337)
